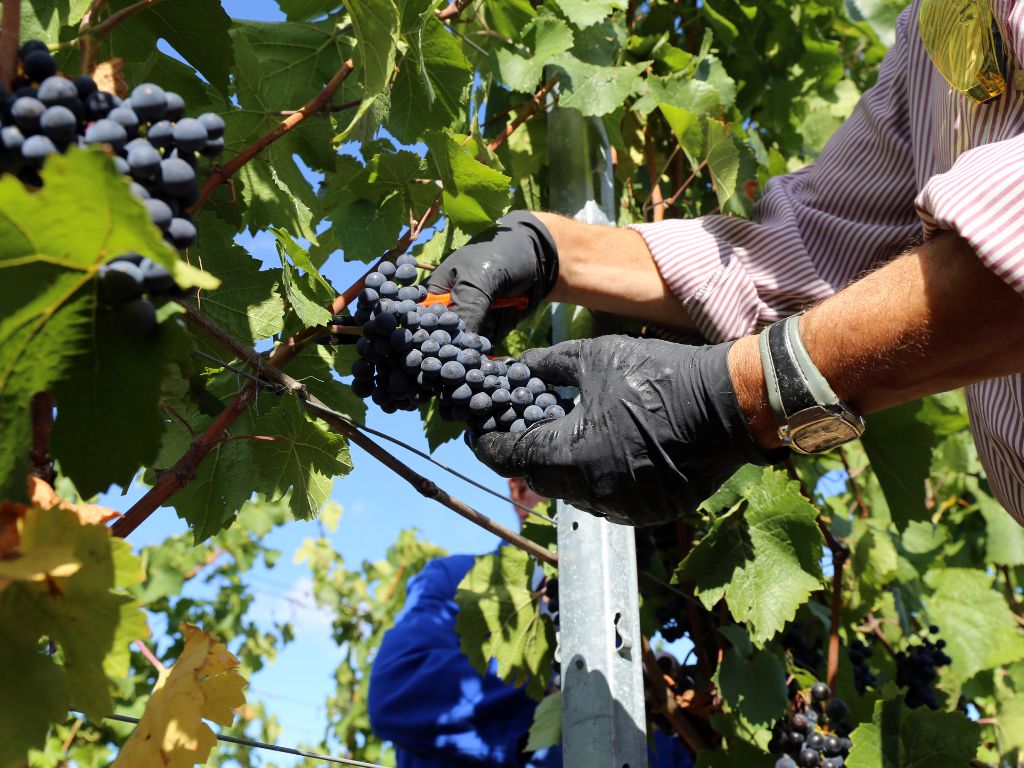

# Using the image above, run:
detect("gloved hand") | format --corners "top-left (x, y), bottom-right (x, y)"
top-left (472, 335), bottom-right (785, 526)
top-left (425, 211), bottom-right (558, 343)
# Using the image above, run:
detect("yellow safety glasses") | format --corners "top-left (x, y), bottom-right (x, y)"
top-left (919, 0), bottom-right (1007, 103)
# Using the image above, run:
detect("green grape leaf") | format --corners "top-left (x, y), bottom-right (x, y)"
top-left (659, 103), bottom-right (705, 166)
top-left (705, 119), bottom-right (740, 208)
top-left (923, 568), bottom-right (1024, 684)
top-left (20, 0), bottom-right (91, 42)
top-left (995, 692), bottom-right (1024, 758)
top-left (0, 507), bottom-right (147, 736)
top-left (493, 16), bottom-right (574, 93)
top-left (861, 400), bottom-right (938, 529)
top-left (108, 0), bottom-right (235, 95)
top-left (327, 194), bottom-right (407, 264)
top-left (675, 468), bottom-right (823, 645)
top-left (525, 691), bottom-right (562, 751)
top-left (277, 0), bottom-right (343, 20)
top-left (343, 0), bottom-right (399, 98)
top-left (486, 0), bottom-right (536, 39)
top-left (253, 397), bottom-right (352, 520)
top-left (973, 477), bottom-right (1024, 566)
top-left (285, 346), bottom-right (368, 423)
top-left (273, 230), bottom-right (335, 328)
top-left (455, 545), bottom-right (554, 700)
top-left (847, 690), bottom-right (980, 768)
top-left (387, 16), bottom-right (473, 143)
top-left (190, 214), bottom-right (285, 346)
top-left (554, 0), bottom-right (626, 29)
top-left (50, 305), bottom-right (194, 498)
top-left (549, 56), bottom-right (648, 117)
top-left (0, 150), bottom-right (210, 500)
top-left (426, 131), bottom-right (512, 234)
top-left (715, 626), bottom-right (788, 726)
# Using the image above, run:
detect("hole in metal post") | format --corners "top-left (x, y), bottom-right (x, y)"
top-left (571, 521), bottom-right (579, 531)
top-left (613, 612), bottom-right (623, 649)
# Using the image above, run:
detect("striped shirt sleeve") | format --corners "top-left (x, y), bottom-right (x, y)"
top-left (915, 136), bottom-right (1024, 296)
top-left (630, 8), bottom-right (923, 343)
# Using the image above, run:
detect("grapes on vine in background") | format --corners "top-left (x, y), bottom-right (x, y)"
top-left (330, 254), bottom-right (573, 432)
top-left (895, 625), bottom-right (952, 710)
top-left (770, 682), bottom-right (855, 767)
top-left (97, 253), bottom-right (183, 338)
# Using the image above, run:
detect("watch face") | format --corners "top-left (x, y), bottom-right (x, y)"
top-left (791, 418), bottom-right (861, 454)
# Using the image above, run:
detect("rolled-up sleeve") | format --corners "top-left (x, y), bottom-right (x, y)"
top-left (915, 135), bottom-right (1024, 296)
top-left (631, 8), bottom-right (922, 342)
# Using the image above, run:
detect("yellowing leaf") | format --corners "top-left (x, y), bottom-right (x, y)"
top-left (114, 623), bottom-right (246, 768)
top-left (27, 475), bottom-right (120, 525)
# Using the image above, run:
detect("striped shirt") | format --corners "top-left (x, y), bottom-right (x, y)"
top-left (631, 0), bottom-right (1024, 523)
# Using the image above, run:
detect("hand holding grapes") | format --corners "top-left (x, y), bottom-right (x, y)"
top-left (472, 336), bottom-right (784, 526)
top-left (425, 211), bottom-right (558, 344)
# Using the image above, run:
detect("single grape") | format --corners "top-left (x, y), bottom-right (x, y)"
top-left (130, 83), bottom-right (168, 122)
top-left (535, 392), bottom-right (557, 410)
top-left (811, 682), bottom-right (831, 702)
top-left (806, 733), bottom-right (825, 751)
top-left (359, 287), bottom-right (380, 306)
top-left (127, 142), bottom-right (162, 179)
top-left (200, 137), bottom-right (225, 157)
top-left (158, 156), bottom-right (196, 197)
top-left (826, 699), bottom-right (847, 721)
top-left (11, 96), bottom-right (45, 133)
top-left (478, 416), bottom-right (499, 433)
top-left (544, 404), bottom-right (566, 420)
top-left (416, 284), bottom-right (429, 301)
top-left (112, 155), bottom-right (130, 174)
top-left (440, 361), bottom-right (466, 383)
top-left (451, 384), bottom-right (473, 404)
top-left (18, 40), bottom-right (49, 59)
top-left (394, 263), bottom-right (417, 286)
top-left (419, 312), bottom-right (439, 331)
top-left (107, 106), bottom-right (139, 138)
top-left (526, 377), bottom-right (546, 396)
top-left (397, 286), bottom-right (419, 302)
top-left (118, 297), bottom-right (158, 337)
top-left (73, 76), bottom-right (98, 100)
top-left (480, 360), bottom-right (499, 377)
top-left (371, 387), bottom-right (391, 407)
top-left (196, 111), bottom-right (224, 139)
top-left (20, 133), bottom-right (56, 165)
top-left (377, 261), bottom-right (397, 279)
top-left (147, 119), bottom-right (175, 151)
top-left (85, 91), bottom-right (119, 121)
top-left (507, 362), bottom-right (531, 387)
top-left (430, 329), bottom-right (452, 347)
top-left (129, 181), bottom-right (150, 200)
top-left (372, 311), bottom-right (399, 336)
top-left (459, 332), bottom-right (482, 351)
top-left (396, 299), bottom-right (417, 316)
top-left (166, 217), bottom-right (197, 249)
top-left (438, 344), bottom-right (459, 364)
top-left (139, 258), bottom-right (176, 294)
top-left (420, 339), bottom-right (441, 358)
top-left (457, 349), bottom-right (481, 369)
top-left (438, 311), bottom-right (460, 332)
top-left (420, 356), bottom-right (443, 376)
top-left (481, 375), bottom-right (500, 394)
top-left (523, 404), bottom-right (545, 425)
top-left (396, 253), bottom-right (416, 267)
top-left (376, 281), bottom-right (397, 300)
top-left (144, 198), bottom-right (173, 231)
top-left (465, 368), bottom-right (485, 390)
top-left (775, 757), bottom-right (798, 768)
top-left (351, 378), bottom-right (373, 398)
top-left (511, 387), bottom-right (534, 408)
top-left (402, 311), bottom-right (421, 331)
top-left (479, 337), bottom-right (492, 355)
top-left (510, 419), bottom-right (528, 433)
top-left (164, 92), bottom-right (186, 122)
top-left (99, 260), bottom-right (145, 303)
top-left (497, 375), bottom-right (511, 391)
top-left (173, 117), bottom-right (208, 153)
top-left (403, 349), bottom-right (424, 374)
top-left (492, 360), bottom-right (508, 377)
top-left (36, 76), bottom-right (78, 108)
top-left (822, 759), bottom-right (843, 768)
top-left (83, 119), bottom-right (128, 154)
top-left (492, 388), bottom-right (512, 408)
top-left (364, 272), bottom-right (386, 290)
top-left (352, 359), bottom-right (376, 381)
top-left (791, 714), bottom-right (808, 731)
top-left (411, 328), bottom-right (430, 347)
top-left (798, 749), bottom-right (820, 768)
top-left (1, 125), bottom-right (24, 152)
top-left (22, 49), bottom-right (57, 83)
top-left (427, 303), bottom-right (446, 316)
top-left (390, 328), bottom-right (413, 351)
top-left (823, 735), bottom-right (841, 756)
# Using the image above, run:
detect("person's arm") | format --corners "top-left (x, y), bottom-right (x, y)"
top-left (730, 232), bottom-right (1024, 449)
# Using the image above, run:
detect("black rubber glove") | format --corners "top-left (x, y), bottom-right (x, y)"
top-left (472, 335), bottom-right (785, 526)
top-left (425, 211), bottom-right (558, 344)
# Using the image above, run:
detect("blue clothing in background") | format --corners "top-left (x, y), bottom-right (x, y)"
top-left (368, 554), bottom-right (694, 768)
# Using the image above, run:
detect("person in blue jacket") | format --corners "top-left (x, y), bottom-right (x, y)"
top-left (367, 480), bottom-right (695, 768)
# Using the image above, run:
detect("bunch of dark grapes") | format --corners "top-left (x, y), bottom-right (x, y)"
top-left (895, 625), bottom-right (951, 710)
top-left (345, 254), bottom-right (574, 431)
top-left (1, 40), bottom-right (225, 253)
top-left (848, 638), bottom-right (876, 695)
top-left (654, 598), bottom-right (690, 643)
top-left (97, 252), bottom-right (180, 337)
top-left (770, 682), bottom-right (854, 768)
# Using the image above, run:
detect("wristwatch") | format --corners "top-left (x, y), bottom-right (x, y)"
top-left (758, 314), bottom-right (865, 454)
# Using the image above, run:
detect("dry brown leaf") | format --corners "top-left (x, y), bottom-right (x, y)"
top-left (113, 623), bottom-right (247, 768)
top-left (94, 58), bottom-right (127, 98)
top-left (27, 475), bottom-right (120, 525)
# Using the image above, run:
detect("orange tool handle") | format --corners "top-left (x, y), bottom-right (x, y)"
top-left (421, 292), bottom-right (530, 311)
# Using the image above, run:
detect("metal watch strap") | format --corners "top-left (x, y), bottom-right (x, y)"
top-left (758, 314), bottom-right (842, 425)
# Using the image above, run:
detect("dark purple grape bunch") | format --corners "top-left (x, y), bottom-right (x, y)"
top-left (97, 253), bottom-right (180, 337)
top-left (895, 625), bottom-right (951, 710)
top-left (770, 682), bottom-right (854, 768)
top-left (0, 40), bottom-right (225, 253)
top-left (654, 598), bottom-right (689, 643)
top-left (347, 254), bottom-right (573, 431)
top-left (848, 638), bottom-right (876, 695)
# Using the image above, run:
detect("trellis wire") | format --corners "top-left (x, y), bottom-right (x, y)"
top-left (191, 349), bottom-right (555, 524)
top-left (101, 714), bottom-right (388, 768)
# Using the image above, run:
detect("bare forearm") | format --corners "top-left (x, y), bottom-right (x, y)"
top-left (533, 212), bottom-right (695, 331)
top-left (730, 233), bottom-right (1024, 449)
